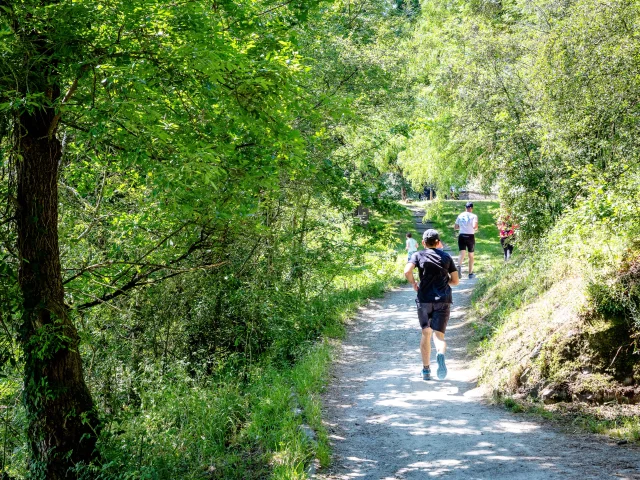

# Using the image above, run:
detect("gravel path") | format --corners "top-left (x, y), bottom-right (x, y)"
top-left (316, 277), bottom-right (640, 479)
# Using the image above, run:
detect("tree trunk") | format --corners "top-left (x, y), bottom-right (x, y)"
top-left (401, 186), bottom-right (407, 201)
top-left (15, 102), bottom-right (99, 478)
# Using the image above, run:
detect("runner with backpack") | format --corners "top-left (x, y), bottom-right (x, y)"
top-left (405, 229), bottom-right (460, 380)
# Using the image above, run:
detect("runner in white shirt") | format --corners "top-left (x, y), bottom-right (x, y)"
top-left (454, 202), bottom-right (479, 278)
top-left (405, 233), bottom-right (419, 261)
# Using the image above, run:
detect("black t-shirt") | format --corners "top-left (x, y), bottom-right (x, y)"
top-left (409, 248), bottom-right (457, 303)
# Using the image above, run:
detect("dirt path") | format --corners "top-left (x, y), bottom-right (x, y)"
top-left (316, 277), bottom-right (640, 479)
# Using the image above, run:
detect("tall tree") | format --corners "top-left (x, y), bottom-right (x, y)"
top-left (0, 0), bottom-right (313, 475)
top-left (3, 1), bottom-right (100, 477)
top-left (0, 0), bottom-right (424, 476)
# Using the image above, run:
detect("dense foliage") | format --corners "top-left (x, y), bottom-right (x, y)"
top-left (2, 0), bottom-right (640, 476)
top-left (397, 0), bottom-right (640, 346)
top-left (399, 0), bottom-right (640, 240)
top-left (0, 0), bottom-right (418, 478)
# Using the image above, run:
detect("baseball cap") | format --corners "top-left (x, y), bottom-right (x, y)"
top-left (422, 229), bottom-right (440, 242)
top-left (465, 202), bottom-right (474, 208)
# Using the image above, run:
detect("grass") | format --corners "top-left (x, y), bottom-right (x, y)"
top-left (458, 205), bottom-right (640, 445)
top-left (79, 206), bottom-right (416, 480)
top-left (411, 199), bottom-right (503, 276)
top-left (575, 416), bottom-right (640, 442)
top-left (85, 272), bottom-right (405, 480)
top-left (497, 393), bottom-right (640, 443)
top-left (502, 396), bottom-right (524, 413)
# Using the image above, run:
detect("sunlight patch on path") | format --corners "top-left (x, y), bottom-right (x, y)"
top-left (318, 279), bottom-right (640, 480)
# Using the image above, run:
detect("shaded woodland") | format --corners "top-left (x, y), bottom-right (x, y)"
top-left (2, 0), bottom-right (640, 478)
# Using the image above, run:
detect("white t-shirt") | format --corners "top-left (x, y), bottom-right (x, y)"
top-left (406, 237), bottom-right (418, 252)
top-left (455, 211), bottom-right (478, 234)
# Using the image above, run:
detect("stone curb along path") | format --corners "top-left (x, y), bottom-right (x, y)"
top-left (316, 251), bottom-right (640, 479)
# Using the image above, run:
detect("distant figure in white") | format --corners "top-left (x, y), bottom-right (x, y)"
top-left (454, 202), bottom-right (479, 279)
top-left (405, 232), bottom-right (418, 261)
top-left (405, 229), bottom-right (459, 381)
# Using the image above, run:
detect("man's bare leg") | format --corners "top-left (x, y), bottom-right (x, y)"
top-left (434, 330), bottom-right (448, 379)
top-left (433, 330), bottom-right (446, 355)
top-left (458, 250), bottom-right (466, 273)
top-left (421, 327), bottom-right (433, 368)
top-left (468, 252), bottom-right (475, 275)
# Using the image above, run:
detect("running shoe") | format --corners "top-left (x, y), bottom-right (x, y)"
top-left (422, 367), bottom-right (431, 381)
top-left (436, 353), bottom-right (447, 380)
top-left (469, 273), bottom-right (476, 279)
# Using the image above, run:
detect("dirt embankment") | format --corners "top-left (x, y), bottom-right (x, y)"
top-left (477, 272), bottom-right (640, 400)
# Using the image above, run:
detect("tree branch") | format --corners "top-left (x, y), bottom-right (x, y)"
top-left (75, 261), bottom-right (227, 310)
top-left (49, 65), bottom-right (91, 137)
top-left (313, 68), bottom-right (359, 109)
top-left (76, 169), bottom-right (108, 241)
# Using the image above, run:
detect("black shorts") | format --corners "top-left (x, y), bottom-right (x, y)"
top-left (500, 237), bottom-right (514, 251)
top-left (416, 301), bottom-right (451, 333)
top-left (458, 234), bottom-right (475, 253)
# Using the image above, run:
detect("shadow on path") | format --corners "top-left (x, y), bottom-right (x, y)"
top-left (317, 279), bottom-right (640, 480)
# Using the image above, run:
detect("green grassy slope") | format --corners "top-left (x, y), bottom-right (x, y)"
top-left (409, 200), bottom-right (640, 443)
top-left (464, 207), bottom-right (640, 443)
top-left (416, 200), bottom-right (502, 276)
